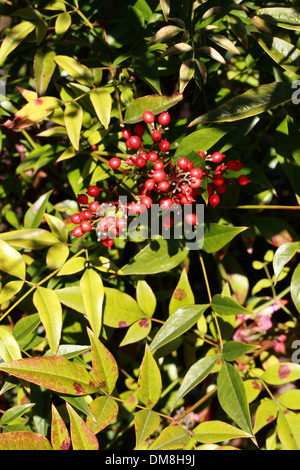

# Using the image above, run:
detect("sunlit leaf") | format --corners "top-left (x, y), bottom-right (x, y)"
top-left (137, 344), bottom-right (162, 408)
top-left (66, 403), bottom-right (99, 450)
top-left (33, 286), bottom-right (62, 355)
top-left (0, 21), bottom-right (36, 65)
top-left (51, 404), bottom-right (71, 450)
top-left (0, 239), bottom-right (26, 280)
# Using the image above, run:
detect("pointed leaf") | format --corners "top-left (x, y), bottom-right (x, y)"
top-left (217, 361), bottom-right (253, 436)
top-left (33, 286), bottom-right (62, 355)
top-left (256, 7), bottom-right (300, 31)
top-left (103, 287), bottom-right (147, 328)
top-left (66, 403), bottom-right (99, 450)
top-left (208, 33), bottom-right (241, 55)
top-left (278, 390), bottom-right (300, 410)
top-left (150, 304), bottom-right (209, 353)
top-left (90, 88), bottom-right (112, 129)
top-left (0, 21), bottom-right (36, 66)
top-left (58, 257), bottom-right (86, 276)
top-left (0, 403), bottom-right (35, 425)
top-left (148, 424), bottom-right (190, 450)
top-left (193, 420), bottom-right (252, 443)
top-left (137, 344), bottom-right (162, 408)
top-left (169, 267), bottom-right (194, 315)
top-left (0, 239), bottom-right (26, 279)
top-left (44, 213), bottom-right (68, 243)
top-left (135, 409), bottom-right (160, 449)
top-left (0, 431), bottom-right (52, 450)
top-left (64, 101), bottom-right (83, 150)
top-left (24, 190), bottom-right (52, 229)
top-left (212, 294), bottom-right (251, 317)
top-left (86, 396), bottom-right (118, 434)
top-left (253, 399), bottom-right (278, 433)
top-left (172, 354), bottom-right (221, 409)
top-left (223, 341), bottom-right (259, 361)
top-left (202, 223), bottom-right (248, 253)
top-left (54, 286), bottom-right (85, 313)
top-left (51, 404), bottom-right (71, 450)
top-left (277, 409), bottom-right (300, 450)
top-left (0, 327), bottom-right (22, 362)
top-left (174, 127), bottom-right (227, 161)
top-left (119, 318), bottom-right (152, 347)
top-left (136, 280), bottom-right (156, 317)
top-left (0, 228), bottom-right (60, 250)
top-left (273, 242), bottom-right (300, 283)
top-left (188, 82), bottom-right (293, 126)
top-left (0, 356), bottom-right (100, 395)
top-left (253, 33), bottom-right (300, 74)
top-left (3, 96), bottom-right (61, 130)
top-left (54, 55), bottom-right (94, 87)
top-left (149, 25), bottom-right (182, 44)
top-left (0, 280), bottom-right (24, 304)
top-left (291, 263), bottom-right (300, 314)
top-left (34, 48), bottom-right (56, 96)
top-left (80, 269), bottom-right (104, 337)
top-left (87, 328), bottom-right (118, 394)
top-left (55, 12), bottom-right (72, 37)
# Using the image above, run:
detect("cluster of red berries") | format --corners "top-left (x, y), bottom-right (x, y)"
top-left (70, 110), bottom-right (250, 248)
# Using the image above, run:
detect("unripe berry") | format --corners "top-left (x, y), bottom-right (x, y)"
top-left (158, 112), bottom-right (171, 126)
top-left (151, 130), bottom-right (162, 142)
top-left (81, 221), bottom-right (92, 232)
top-left (238, 175), bottom-right (250, 186)
top-left (142, 110), bottom-right (155, 123)
top-left (87, 185), bottom-right (100, 197)
top-left (109, 157), bottom-right (121, 169)
top-left (77, 194), bottom-right (88, 205)
top-left (209, 194), bottom-right (220, 207)
top-left (148, 151), bottom-right (158, 162)
top-left (134, 123), bottom-right (145, 136)
top-left (152, 169), bottom-right (167, 183)
top-left (71, 213), bottom-right (82, 225)
top-left (72, 226), bottom-right (84, 237)
top-left (159, 139), bottom-right (170, 152)
top-left (177, 157), bottom-right (189, 170)
top-left (211, 152), bottom-right (225, 163)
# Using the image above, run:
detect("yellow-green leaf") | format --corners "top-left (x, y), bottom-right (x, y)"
top-left (0, 21), bottom-right (36, 66)
top-left (137, 344), bottom-right (162, 408)
top-left (89, 88), bottom-right (112, 129)
top-left (51, 404), bottom-right (71, 450)
top-left (0, 327), bottom-right (22, 362)
top-left (66, 403), bottom-right (99, 450)
top-left (148, 424), bottom-right (190, 450)
top-left (55, 12), bottom-right (72, 38)
top-left (80, 269), bottom-right (104, 337)
top-left (54, 55), bottom-right (94, 87)
top-left (34, 48), bottom-right (57, 97)
top-left (46, 243), bottom-right (69, 270)
top-left (64, 101), bottom-right (83, 150)
top-left (33, 286), bottom-right (62, 355)
top-left (0, 239), bottom-right (26, 280)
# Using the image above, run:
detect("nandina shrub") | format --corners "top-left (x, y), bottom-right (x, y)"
top-left (0, 0), bottom-right (299, 451)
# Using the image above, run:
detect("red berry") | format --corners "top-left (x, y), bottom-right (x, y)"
top-left (89, 200), bottom-right (100, 212)
top-left (128, 135), bottom-right (142, 149)
top-left (109, 157), bottom-right (121, 169)
top-left (227, 160), bottom-right (243, 171)
top-left (177, 157), bottom-right (189, 170)
top-left (80, 210), bottom-right (93, 220)
top-left (142, 110), bottom-right (155, 123)
top-left (213, 174), bottom-right (225, 186)
top-left (144, 179), bottom-right (156, 190)
top-left (211, 152), bottom-right (225, 163)
top-left (90, 144), bottom-right (98, 151)
top-left (160, 198), bottom-right (173, 210)
top-left (115, 218), bottom-right (127, 230)
top-left (127, 202), bottom-right (147, 215)
top-left (209, 194), bottom-right (220, 207)
top-left (122, 128), bottom-right (131, 139)
top-left (102, 237), bottom-right (114, 249)
top-left (238, 175), bottom-right (250, 186)
top-left (140, 196), bottom-right (152, 208)
top-left (139, 152), bottom-right (148, 160)
top-left (162, 215), bottom-right (173, 230)
top-left (158, 180), bottom-right (170, 192)
top-left (159, 139), bottom-right (170, 152)
top-left (148, 151), bottom-right (159, 162)
top-left (190, 167), bottom-right (204, 179)
top-left (197, 150), bottom-right (206, 159)
top-left (77, 194), bottom-right (88, 205)
top-left (152, 169), bottom-right (167, 183)
top-left (207, 183), bottom-right (214, 197)
top-left (185, 212), bottom-right (198, 226)
top-left (71, 213), bottom-right (82, 224)
top-left (190, 178), bottom-right (202, 189)
top-left (134, 123), bottom-right (145, 136)
top-left (151, 130), bottom-right (162, 142)
top-left (72, 226), bottom-right (84, 237)
top-left (158, 112), bottom-right (171, 126)
top-left (98, 219), bottom-right (109, 232)
top-left (154, 160), bottom-right (164, 170)
top-left (87, 185), bottom-right (100, 197)
top-left (135, 156), bottom-right (147, 168)
top-left (81, 221), bottom-right (92, 232)
top-left (216, 183), bottom-right (227, 194)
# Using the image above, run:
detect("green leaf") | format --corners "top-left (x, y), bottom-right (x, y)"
top-left (252, 33), bottom-right (300, 74)
top-left (217, 361), bottom-right (253, 436)
top-left (253, 398), bottom-right (278, 434)
top-left (66, 403), bottom-right (99, 450)
top-left (119, 318), bottom-right (152, 347)
top-left (0, 21), bottom-right (36, 66)
top-left (34, 48), bottom-right (56, 96)
top-left (0, 280), bottom-right (24, 304)
top-left (0, 403), bottom-right (35, 425)
top-left (46, 243), bottom-right (69, 270)
top-left (273, 242), bottom-right (300, 283)
top-left (124, 93), bottom-right (183, 124)
top-left (0, 228), bottom-right (60, 250)
top-left (291, 262), bottom-right (300, 314)
top-left (0, 431), bottom-right (53, 450)
top-left (24, 190), bottom-right (52, 229)
top-left (54, 286), bottom-right (85, 314)
top-left (137, 344), bottom-right (162, 408)
top-left (44, 213), bottom-right (68, 243)
top-left (33, 286), bottom-right (62, 355)
top-left (228, 15), bottom-right (248, 49)
top-left (13, 313), bottom-right (41, 343)
top-left (0, 327), bottom-right (22, 362)
top-left (277, 408), bottom-right (300, 450)
top-left (55, 11), bottom-right (72, 37)
top-left (80, 269), bottom-right (104, 337)
top-left (64, 101), bottom-right (83, 150)
top-left (202, 223), bottom-right (248, 253)
top-left (87, 328), bottom-right (118, 394)
top-left (173, 127), bottom-right (227, 161)
top-left (51, 404), bottom-right (71, 450)
top-left (223, 341), bottom-right (259, 362)
top-left (135, 409), bottom-right (160, 449)
top-left (211, 294), bottom-right (252, 317)
top-left (136, 280), bottom-right (156, 317)
top-left (149, 25), bottom-right (182, 44)
top-left (188, 82), bottom-right (293, 126)
top-left (193, 420), bottom-right (252, 443)
top-left (121, 239), bottom-right (189, 275)
top-left (0, 239), bottom-right (26, 279)
top-left (172, 354), bottom-right (221, 410)
top-left (150, 304), bottom-right (209, 353)
top-left (86, 396), bottom-right (118, 435)
top-left (256, 7), bottom-right (300, 31)
top-left (278, 390), bottom-right (300, 410)
top-left (262, 362), bottom-right (300, 385)
top-left (148, 424), bottom-right (190, 450)
top-left (0, 356), bottom-right (100, 395)
top-left (58, 257), bottom-right (86, 276)
top-left (90, 88), bottom-right (112, 130)
top-left (169, 267), bottom-right (194, 315)
top-left (54, 55), bottom-right (94, 87)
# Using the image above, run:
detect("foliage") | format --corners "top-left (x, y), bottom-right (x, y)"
top-left (0, 0), bottom-right (300, 451)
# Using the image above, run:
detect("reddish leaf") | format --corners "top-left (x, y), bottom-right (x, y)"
top-left (0, 431), bottom-right (52, 450)
top-left (51, 404), bottom-right (71, 450)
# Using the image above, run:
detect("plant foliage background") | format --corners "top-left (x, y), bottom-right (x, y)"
top-left (0, 0), bottom-right (300, 451)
